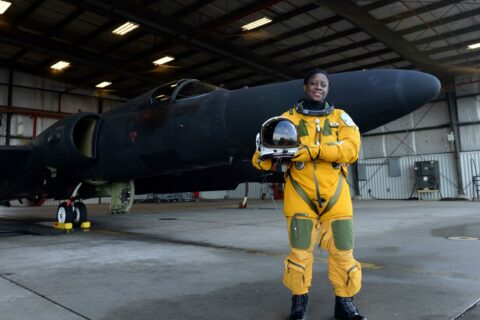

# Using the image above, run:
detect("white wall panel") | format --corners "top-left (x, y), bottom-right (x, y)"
top-left (415, 128), bottom-right (453, 154)
top-left (457, 96), bottom-right (480, 122)
top-left (200, 190), bottom-right (227, 199)
top-left (358, 153), bottom-right (458, 200)
top-left (14, 71), bottom-right (67, 91)
top-left (364, 126), bottom-right (384, 134)
top-left (361, 101), bottom-right (452, 159)
top-left (10, 115), bottom-right (34, 138)
top-left (0, 85), bottom-right (8, 105)
top-left (412, 101), bottom-right (449, 127)
top-left (361, 135), bottom-right (386, 158)
top-left (0, 67), bottom-right (8, 83)
top-left (227, 182), bottom-right (266, 199)
top-left (382, 112), bottom-right (413, 131)
top-left (459, 124), bottom-right (480, 151)
top-left (37, 117), bottom-right (57, 135)
top-left (61, 94), bottom-right (99, 113)
top-left (8, 138), bottom-right (28, 146)
top-left (385, 132), bottom-right (416, 157)
top-left (102, 99), bottom-right (124, 113)
top-left (455, 74), bottom-right (480, 96)
top-left (0, 114), bottom-right (6, 137)
top-left (12, 87), bottom-right (58, 111)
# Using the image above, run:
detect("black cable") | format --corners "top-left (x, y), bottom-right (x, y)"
top-left (408, 182), bottom-right (417, 200)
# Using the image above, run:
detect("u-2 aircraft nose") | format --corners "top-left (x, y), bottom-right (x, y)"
top-left (326, 69), bottom-right (442, 133)
top-left (396, 70), bottom-right (441, 112)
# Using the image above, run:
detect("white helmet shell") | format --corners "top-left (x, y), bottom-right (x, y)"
top-left (258, 117), bottom-right (299, 159)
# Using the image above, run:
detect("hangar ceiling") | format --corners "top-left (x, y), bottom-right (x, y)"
top-left (0, 0), bottom-right (479, 98)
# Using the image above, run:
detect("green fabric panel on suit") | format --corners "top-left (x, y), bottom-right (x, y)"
top-left (290, 216), bottom-right (313, 249)
top-left (332, 219), bottom-right (354, 250)
top-left (322, 118), bottom-right (332, 135)
top-left (297, 119), bottom-right (309, 137)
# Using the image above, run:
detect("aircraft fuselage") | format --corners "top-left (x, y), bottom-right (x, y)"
top-left (1, 70), bottom-right (440, 201)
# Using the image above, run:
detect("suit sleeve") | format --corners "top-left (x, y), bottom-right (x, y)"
top-left (319, 110), bottom-right (361, 164)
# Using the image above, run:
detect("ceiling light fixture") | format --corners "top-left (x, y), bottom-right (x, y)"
top-left (467, 42), bottom-right (480, 50)
top-left (96, 81), bottom-right (112, 88)
top-left (112, 22), bottom-right (139, 35)
top-left (153, 56), bottom-right (175, 65)
top-left (50, 61), bottom-right (70, 70)
top-left (241, 17), bottom-right (272, 31)
top-left (0, 1), bottom-right (11, 15)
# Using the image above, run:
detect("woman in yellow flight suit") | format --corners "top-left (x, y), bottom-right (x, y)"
top-left (252, 69), bottom-right (367, 320)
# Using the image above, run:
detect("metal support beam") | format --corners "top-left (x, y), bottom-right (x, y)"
top-left (316, 0), bottom-right (446, 76)
top-left (199, 0), bottom-right (283, 33)
top-left (0, 27), bottom-right (159, 85)
top-left (381, 0), bottom-right (459, 24)
top-left (0, 105), bottom-right (70, 119)
top-left (5, 69), bottom-right (13, 146)
top-left (60, 0), bottom-right (301, 80)
top-left (98, 97), bottom-right (103, 114)
top-left (67, 0), bottom-right (285, 90)
top-left (445, 77), bottom-right (468, 198)
top-left (398, 7), bottom-right (480, 37)
top-left (11, 0), bottom-right (46, 28)
top-left (249, 0), bottom-right (396, 51)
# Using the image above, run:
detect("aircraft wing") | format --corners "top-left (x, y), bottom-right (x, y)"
top-left (0, 145), bottom-right (44, 200)
top-left (0, 145), bottom-right (32, 173)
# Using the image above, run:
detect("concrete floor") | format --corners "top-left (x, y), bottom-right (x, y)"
top-left (0, 199), bottom-right (479, 320)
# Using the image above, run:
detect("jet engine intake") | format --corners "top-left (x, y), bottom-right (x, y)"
top-left (33, 112), bottom-right (101, 171)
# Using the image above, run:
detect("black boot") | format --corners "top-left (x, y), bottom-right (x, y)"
top-left (334, 296), bottom-right (367, 320)
top-left (290, 294), bottom-right (308, 320)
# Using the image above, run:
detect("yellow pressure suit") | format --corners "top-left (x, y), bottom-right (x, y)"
top-left (252, 105), bottom-right (362, 298)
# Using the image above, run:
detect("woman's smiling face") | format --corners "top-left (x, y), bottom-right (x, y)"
top-left (304, 73), bottom-right (329, 103)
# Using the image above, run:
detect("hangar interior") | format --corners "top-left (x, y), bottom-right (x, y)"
top-left (0, 0), bottom-right (480, 202)
top-left (2, 2), bottom-right (480, 320)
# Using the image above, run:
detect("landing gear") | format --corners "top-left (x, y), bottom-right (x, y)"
top-left (53, 183), bottom-right (91, 232)
top-left (57, 202), bottom-right (74, 224)
top-left (73, 201), bottom-right (88, 228)
top-left (110, 181), bottom-right (134, 214)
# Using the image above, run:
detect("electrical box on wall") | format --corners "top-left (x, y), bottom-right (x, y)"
top-left (414, 160), bottom-right (440, 190)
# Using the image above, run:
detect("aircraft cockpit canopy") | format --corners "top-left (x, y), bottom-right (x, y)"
top-left (150, 79), bottom-right (223, 106)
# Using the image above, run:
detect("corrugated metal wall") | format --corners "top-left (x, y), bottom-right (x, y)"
top-left (460, 151), bottom-right (480, 199)
top-left (227, 182), bottom-right (266, 199)
top-left (358, 153), bottom-right (459, 200)
top-left (357, 82), bottom-right (480, 201)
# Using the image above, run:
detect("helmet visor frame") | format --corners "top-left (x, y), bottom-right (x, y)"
top-left (261, 117), bottom-right (299, 149)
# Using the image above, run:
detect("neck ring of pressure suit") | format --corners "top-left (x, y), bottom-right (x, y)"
top-left (296, 100), bottom-right (334, 116)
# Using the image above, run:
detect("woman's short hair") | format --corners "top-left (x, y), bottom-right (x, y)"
top-left (303, 68), bottom-right (329, 85)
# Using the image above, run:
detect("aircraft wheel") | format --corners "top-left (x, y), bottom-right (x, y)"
top-left (73, 202), bottom-right (88, 227)
top-left (57, 202), bottom-right (74, 224)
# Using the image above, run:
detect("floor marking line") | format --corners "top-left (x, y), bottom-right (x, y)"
top-left (0, 274), bottom-right (91, 320)
top-left (451, 297), bottom-right (480, 320)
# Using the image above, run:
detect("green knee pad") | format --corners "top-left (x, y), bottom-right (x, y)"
top-left (290, 215), bottom-right (313, 249)
top-left (332, 219), bottom-right (354, 250)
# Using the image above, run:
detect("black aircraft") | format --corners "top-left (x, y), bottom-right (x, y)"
top-left (0, 69), bottom-right (440, 225)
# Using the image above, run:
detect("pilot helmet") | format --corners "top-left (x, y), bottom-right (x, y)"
top-left (257, 116), bottom-right (299, 159)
